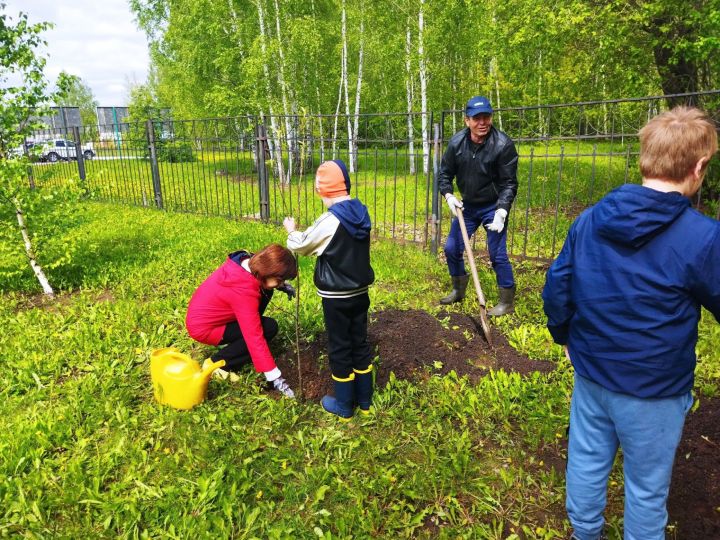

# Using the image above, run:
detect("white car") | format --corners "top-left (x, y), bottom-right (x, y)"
top-left (37, 139), bottom-right (95, 162)
top-left (7, 141), bottom-right (36, 159)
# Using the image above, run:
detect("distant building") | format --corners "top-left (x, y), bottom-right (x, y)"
top-left (96, 106), bottom-right (173, 141)
top-left (96, 106), bottom-right (130, 141)
top-left (30, 107), bottom-right (82, 139)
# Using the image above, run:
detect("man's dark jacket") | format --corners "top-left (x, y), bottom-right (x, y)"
top-left (437, 126), bottom-right (519, 211)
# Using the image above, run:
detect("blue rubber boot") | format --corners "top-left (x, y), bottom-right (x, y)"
top-left (354, 366), bottom-right (374, 415)
top-left (321, 375), bottom-right (355, 421)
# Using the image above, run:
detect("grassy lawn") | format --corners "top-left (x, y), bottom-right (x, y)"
top-left (1, 198), bottom-right (718, 538)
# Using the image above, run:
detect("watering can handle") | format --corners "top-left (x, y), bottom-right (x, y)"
top-left (201, 359), bottom-right (226, 377)
top-left (153, 348), bottom-right (189, 362)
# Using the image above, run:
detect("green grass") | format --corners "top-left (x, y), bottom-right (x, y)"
top-left (1, 197), bottom-right (718, 538)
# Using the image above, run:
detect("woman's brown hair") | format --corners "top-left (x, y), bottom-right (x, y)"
top-left (248, 243), bottom-right (297, 282)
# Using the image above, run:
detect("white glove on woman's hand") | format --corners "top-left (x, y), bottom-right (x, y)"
top-left (445, 194), bottom-right (463, 217)
top-left (272, 376), bottom-right (295, 398)
top-left (486, 208), bottom-right (508, 233)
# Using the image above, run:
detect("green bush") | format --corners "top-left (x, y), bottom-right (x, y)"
top-left (157, 141), bottom-right (195, 163)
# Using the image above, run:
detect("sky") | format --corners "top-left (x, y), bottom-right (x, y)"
top-left (3, 0), bottom-right (150, 106)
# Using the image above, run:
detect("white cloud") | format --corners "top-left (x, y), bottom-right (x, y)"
top-left (3, 0), bottom-right (150, 105)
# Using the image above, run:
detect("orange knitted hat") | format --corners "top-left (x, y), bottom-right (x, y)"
top-left (315, 160), bottom-right (351, 198)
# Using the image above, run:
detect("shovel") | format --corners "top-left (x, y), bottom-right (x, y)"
top-left (455, 206), bottom-right (492, 345)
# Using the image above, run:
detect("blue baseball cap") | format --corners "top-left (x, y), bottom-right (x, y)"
top-left (465, 96), bottom-right (493, 116)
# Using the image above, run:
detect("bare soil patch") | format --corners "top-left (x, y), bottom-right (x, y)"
top-left (275, 308), bottom-right (554, 401)
top-left (668, 397), bottom-right (720, 538)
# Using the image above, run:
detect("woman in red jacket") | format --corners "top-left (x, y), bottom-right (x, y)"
top-left (185, 243), bottom-right (297, 397)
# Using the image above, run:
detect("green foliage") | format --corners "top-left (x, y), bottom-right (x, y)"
top-left (1, 200), bottom-right (717, 537)
top-left (128, 0), bottom-right (720, 121)
top-left (0, 180), bottom-right (88, 292)
top-left (54, 71), bottom-right (99, 127)
top-left (0, 202), bottom-right (571, 537)
top-left (0, 7), bottom-right (52, 161)
top-left (157, 141), bottom-right (195, 163)
top-left (0, 4), bottom-right (81, 294)
top-left (695, 312), bottom-right (720, 397)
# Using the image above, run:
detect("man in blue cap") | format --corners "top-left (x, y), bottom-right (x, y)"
top-left (437, 95), bottom-right (519, 315)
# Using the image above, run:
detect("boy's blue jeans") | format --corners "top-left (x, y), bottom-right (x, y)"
top-left (444, 202), bottom-right (514, 288)
top-left (567, 374), bottom-right (692, 540)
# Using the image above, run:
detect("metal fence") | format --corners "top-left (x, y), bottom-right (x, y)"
top-left (26, 91), bottom-right (720, 261)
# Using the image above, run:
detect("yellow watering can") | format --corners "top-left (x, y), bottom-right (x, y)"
top-left (150, 347), bottom-right (226, 410)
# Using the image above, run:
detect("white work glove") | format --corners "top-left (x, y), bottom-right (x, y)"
top-left (272, 376), bottom-right (295, 398)
top-left (486, 208), bottom-right (508, 233)
top-left (444, 194), bottom-right (463, 217)
top-left (283, 217), bottom-right (296, 233)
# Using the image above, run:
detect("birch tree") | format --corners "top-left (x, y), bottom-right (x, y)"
top-left (331, 1), bottom-right (348, 159)
top-left (129, 0), bottom-right (720, 125)
top-left (351, 14), bottom-right (364, 172)
top-left (273, 0), bottom-right (295, 184)
top-left (0, 6), bottom-right (73, 296)
top-left (341, 2), bottom-right (353, 171)
top-left (405, 18), bottom-right (416, 175)
top-left (256, 0), bottom-right (285, 183)
top-left (417, 0), bottom-right (430, 175)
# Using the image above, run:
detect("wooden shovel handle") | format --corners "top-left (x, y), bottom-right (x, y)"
top-left (456, 207), bottom-right (493, 345)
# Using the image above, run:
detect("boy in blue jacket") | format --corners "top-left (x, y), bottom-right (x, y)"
top-left (284, 160), bottom-right (375, 419)
top-left (543, 106), bottom-right (719, 540)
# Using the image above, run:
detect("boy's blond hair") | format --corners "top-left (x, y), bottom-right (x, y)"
top-left (639, 106), bottom-right (718, 183)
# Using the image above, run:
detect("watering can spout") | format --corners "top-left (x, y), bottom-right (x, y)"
top-left (200, 358), bottom-right (226, 380)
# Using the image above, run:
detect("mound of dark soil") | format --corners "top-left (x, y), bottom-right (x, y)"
top-left (273, 308), bottom-right (720, 536)
top-left (275, 308), bottom-right (554, 401)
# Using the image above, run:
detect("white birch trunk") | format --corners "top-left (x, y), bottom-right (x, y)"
top-left (227, 2), bottom-right (254, 164)
top-left (310, 0), bottom-right (325, 161)
top-left (257, 0), bottom-right (285, 182)
top-left (332, 1), bottom-right (348, 160)
top-left (332, 58), bottom-right (344, 159)
top-left (491, 14), bottom-right (502, 130)
top-left (352, 18), bottom-right (364, 173)
top-left (538, 50), bottom-right (544, 136)
top-left (227, 0), bottom-right (242, 48)
top-left (316, 88), bottom-right (325, 161)
top-left (491, 57), bottom-right (503, 130)
top-left (341, 3), bottom-right (353, 172)
top-left (14, 197), bottom-right (54, 297)
top-left (602, 73), bottom-right (608, 134)
top-left (405, 21), bottom-right (416, 175)
top-left (418, 0), bottom-right (430, 175)
top-left (274, 0), bottom-right (294, 185)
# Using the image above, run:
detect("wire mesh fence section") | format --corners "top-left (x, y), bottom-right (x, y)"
top-left (24, 91), bottom-right (720, 260)
top-left (260, 112), bottom-right (434, 245)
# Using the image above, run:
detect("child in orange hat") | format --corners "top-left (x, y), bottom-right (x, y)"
top-left (283, 160), bottom-right (375, 419)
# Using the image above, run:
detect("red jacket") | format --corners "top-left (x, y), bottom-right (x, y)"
top-left (185, 255), bottom-right (276, 373)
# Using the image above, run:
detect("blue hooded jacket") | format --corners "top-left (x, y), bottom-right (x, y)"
top-left (543, 184), bottom-right (720, 398)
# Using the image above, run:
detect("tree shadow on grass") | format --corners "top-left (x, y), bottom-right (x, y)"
top-left (46, 228), bottom-right (181, 292)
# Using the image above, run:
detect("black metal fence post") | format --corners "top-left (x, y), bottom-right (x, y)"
top-left (23, 137), bottom-right (35, 190)
top-left (430, 122), bottom-right (442, 254)
top-left (146, 120), bottom-right (164, 209)
top-left (256, 123), bottom-right (270, 221)
top-left (73, 126), bottom-right (86, 183)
